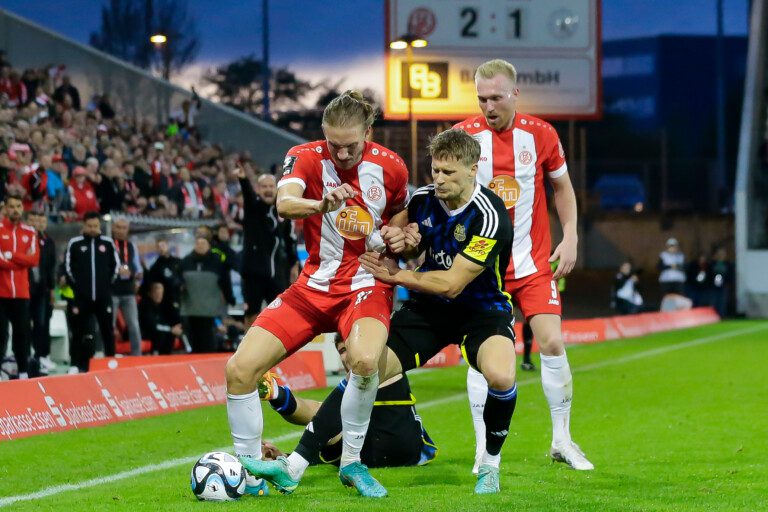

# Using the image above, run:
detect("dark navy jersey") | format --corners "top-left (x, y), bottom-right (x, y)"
top-left (407, 184), bottom-right (512, 312)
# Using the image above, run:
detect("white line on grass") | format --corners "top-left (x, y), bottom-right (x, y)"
top-left (2, 322), bottom-right (765, 507)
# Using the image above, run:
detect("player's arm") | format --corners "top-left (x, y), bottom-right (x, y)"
top-left (276, 182), bottom-right (358, 219)
top-left (549, 172), bottom-right (578, 279)
top-left (267, 383), bottom-right (321, 426)
top-left (360, 251), bottom-right (484, 299)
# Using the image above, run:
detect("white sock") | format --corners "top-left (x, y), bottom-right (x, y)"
top-left (340, 371), bottom-right (379, 467)
top-left (286, 451), bottom-right (310, 480)
top-left (227, 389), bottom-right (263, 460)
top-left (540, 353), bottom-right (573, 446)
top-left (481, 450), bottom-right (501, 469)
top-left (466, 366), bottom-right (488, 466)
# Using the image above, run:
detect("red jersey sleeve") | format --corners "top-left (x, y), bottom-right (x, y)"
top-left (389, 164), bottom-right (409, 214)
top-left (541, 124), bottom-right (568, 179)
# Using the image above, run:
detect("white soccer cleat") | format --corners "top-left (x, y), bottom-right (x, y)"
top-left (39, 356), bottom-right (57, 371)
top-left (550, 441), bottom-right (594, 470)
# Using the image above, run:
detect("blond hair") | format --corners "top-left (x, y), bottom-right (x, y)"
top-left (322, 90), bottom-right (377, 129)
top-left (428, 129), bottom-right (481, 168)
top-left (475, 59), bottom-right (517, 85)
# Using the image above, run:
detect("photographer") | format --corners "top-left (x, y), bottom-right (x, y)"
top-left (613, 260), bottom-right (643, 315)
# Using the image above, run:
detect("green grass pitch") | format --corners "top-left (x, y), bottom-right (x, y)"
top-left (1, 320), bottom-right (767, 511)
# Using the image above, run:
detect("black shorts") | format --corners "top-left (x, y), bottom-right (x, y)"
top-left (387, 300), bottom-right (515, 372)
top-left (318, 404), bottom-right (424, 468)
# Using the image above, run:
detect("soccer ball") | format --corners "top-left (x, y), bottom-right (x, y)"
top-left (190, 452), bottom-right (246, 501)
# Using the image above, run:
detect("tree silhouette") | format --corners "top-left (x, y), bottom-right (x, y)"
top-left (90, 0), bottom-right (199, 78)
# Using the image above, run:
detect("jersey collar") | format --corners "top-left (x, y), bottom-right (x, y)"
top-left (438, 183), bottom-right (481, 217)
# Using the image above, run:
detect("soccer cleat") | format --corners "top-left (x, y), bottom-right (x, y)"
top-left (474, 464), bottom-right (500, 494)
top-left (550, 441), bottom-right (595, 470)
top-left (239, 456), bottom-right (299, 494)
top-left (520, 362), bottom-right (537, 371)
top-left (257, 372), bottom-right (280, 400)
top-left (244, 475), bottom-right (269, 497)
top-left (39, 356), bottom-right (57, 371)
top-left (339, 462), bottom-right (387, 498)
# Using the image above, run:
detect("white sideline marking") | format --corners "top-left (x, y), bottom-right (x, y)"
top-left (1, 323), bottom-right (765, 507)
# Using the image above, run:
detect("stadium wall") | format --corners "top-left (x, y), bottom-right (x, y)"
top-left (0, 8), bottom-right (305, 170)
top-left (735, 0), bottom-right (768, 317)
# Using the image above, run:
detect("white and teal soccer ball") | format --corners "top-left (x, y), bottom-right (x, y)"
top-left (190, 452), bottom-right (246, 501)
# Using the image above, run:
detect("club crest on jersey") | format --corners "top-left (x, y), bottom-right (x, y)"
top-left (335, 206), bottom-right (373, 240)
top-left (454, 224), bottom-right (466, 242)
top-left (518, 150), bottom-right (533, 166)
top-left (267, 297), bottom-right (282, 309)
top-left (366, 186), bottom-right (383, 201)
top-left (488, 175), bottom-right (521, 210)
top-left (463, 235), bottom-right (497, 262)
top-left (558, 140), bottom-right (565, 158)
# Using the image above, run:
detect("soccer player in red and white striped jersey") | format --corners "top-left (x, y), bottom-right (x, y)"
top-left (457, 59), bottom-right (594, 471)
top-left (226, 91), bottom-right (409, 497)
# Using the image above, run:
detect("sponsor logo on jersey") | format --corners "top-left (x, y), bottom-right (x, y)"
top-left (454, 224), bottom-right (466, 242)
top-left (366, 185), bottom-right (383, 201)
top-left (325, 181), bottom-right (340, 189)
top-left (518, 150), bottom-right (533, 165)
top-left (429, 248), bottom-right (453, 269)
top-left (421, 217), bottom-right (432, 227)
top-left (335, 206), bottom-right (373, 240)
top-left (282, 156), bottom-right (297, 176)
top-left (548, 299), bottom-right (560, 306)
top-left (463, 235), bottom-right (497, 262)
top-left (488, 175), bottom-right (521, 209)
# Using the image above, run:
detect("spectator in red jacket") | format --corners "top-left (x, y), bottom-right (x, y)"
top-left (68, 166), bottom-right (100, 218)
top-left (0, 193), bottom-right (39, 379)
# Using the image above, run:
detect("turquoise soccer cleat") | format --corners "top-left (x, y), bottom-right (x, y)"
top-left (338, 462), bottom-right (388, 498)
top-left (244, 476), bottom-right (269, 497)
top-left (474, 464), bottom-right (500, 494)
top-left (239, 456), bottom-right (299, 495)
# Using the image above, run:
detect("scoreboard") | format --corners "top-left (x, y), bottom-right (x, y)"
top-left (385, 0), bottom-right (601, 120)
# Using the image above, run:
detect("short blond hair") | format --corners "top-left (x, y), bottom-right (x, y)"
top-left (475, 59), bottom-right (517, 84)
top-left (428, 129), bottom-right (481, 169)
top-left (322, 90), bottom-right (377, 130)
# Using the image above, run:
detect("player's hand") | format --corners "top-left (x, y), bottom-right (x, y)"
top-left (319, 183), bottom-right (357, 213)
top-left (381, 225), bottom-right (406, 253)
top-left (359, 251), bottom-right (401, 283)
top-left (261, 440), bottom-right (286, 460)
top-left (402, 223), bottom-right (421, 251)
top-left (550, 236), bottom-right (577, 279)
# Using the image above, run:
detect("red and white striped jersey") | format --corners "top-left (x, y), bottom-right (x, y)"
top-left (278, 140), bottom-right (409, 293)
top-left (455, 114), bottom-right (568, 280)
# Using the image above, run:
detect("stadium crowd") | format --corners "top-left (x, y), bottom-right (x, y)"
top-left (0, 54), bottom-right (261, 225)
top-left (0, 54), bottom-right (300, 380)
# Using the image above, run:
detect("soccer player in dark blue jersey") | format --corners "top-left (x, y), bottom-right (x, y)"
top-left (240, 129), bottom-right (517, 496)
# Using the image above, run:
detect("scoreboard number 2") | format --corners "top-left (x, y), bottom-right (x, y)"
top-left (460, 7), bottom-right (478, 38)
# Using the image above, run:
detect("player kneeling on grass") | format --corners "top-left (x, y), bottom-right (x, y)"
top-left (241, 128), bottom-right (518, 495)
top-left (259, 333), bottom-right (437, 468)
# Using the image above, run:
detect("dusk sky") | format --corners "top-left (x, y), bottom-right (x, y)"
top-left (1, 0), bottom-right (751, 94)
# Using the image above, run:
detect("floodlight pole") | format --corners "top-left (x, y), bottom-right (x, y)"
top-left (406, 44), bottom-right (418, 185)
